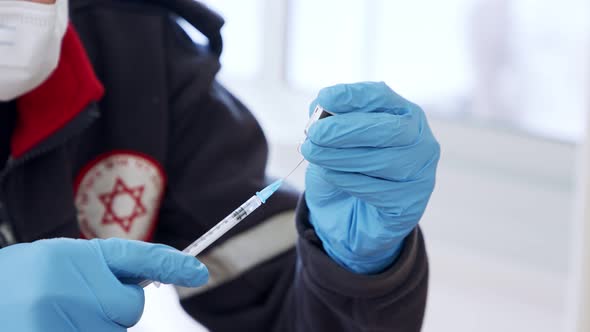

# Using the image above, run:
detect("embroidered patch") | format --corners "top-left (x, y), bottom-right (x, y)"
top-left (75, 151), bottom-right (166, 240)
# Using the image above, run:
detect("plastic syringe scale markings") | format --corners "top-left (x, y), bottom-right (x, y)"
top-left (138, 193), bottom-right (266, 288)
top-left (184, 206), bottom-right (249, 256)
top-left (138, 132), bottom-right (312, 288)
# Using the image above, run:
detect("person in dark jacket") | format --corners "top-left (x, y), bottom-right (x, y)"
top-left (0, 0), bottom-right (440, 331)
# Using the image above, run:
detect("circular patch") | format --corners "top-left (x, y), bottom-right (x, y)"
top-left (75, 151), bottom-right (166, 240)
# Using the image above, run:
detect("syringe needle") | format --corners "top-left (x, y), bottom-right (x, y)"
top-left (284, 157), bottom-right (306, 180)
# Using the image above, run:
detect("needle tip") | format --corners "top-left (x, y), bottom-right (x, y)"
top-left (256, 179), bottom-right (283, 203)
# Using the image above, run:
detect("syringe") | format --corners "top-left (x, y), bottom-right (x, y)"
top-left (138, 179), bottom-right (284, 288)
top-left (139, 106), bottom-right (330, 288)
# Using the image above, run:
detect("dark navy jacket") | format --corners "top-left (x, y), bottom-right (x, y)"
top-left (0, 0), bottom-right (428, 331)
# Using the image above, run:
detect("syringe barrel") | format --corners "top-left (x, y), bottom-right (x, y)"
top-left (139, 195), bottom-right (263, 288)
top-left (183, 195), bottom-right (262, 257)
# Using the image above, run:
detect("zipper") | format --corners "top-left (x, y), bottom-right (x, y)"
top-left (0, 103), bottom-right (100, 179)
top-left (0, 103), bottom-right (101, 247)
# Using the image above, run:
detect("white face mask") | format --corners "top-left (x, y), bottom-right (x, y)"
top-left (0, 0), bottom-right (68, 101)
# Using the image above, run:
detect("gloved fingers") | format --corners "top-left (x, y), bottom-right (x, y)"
top-left (306, 111), bottom-right (421, 148)
top-left (95, 238), bottom-right (209, 288)
top-left (312, 165), bottom-right (436, 216)
top-left (98, 283), bottom-right (146, 328)
top-left (308, 81), bottom-right (414, 116)
top-left (69, 239), bottom-right (146, 328)
top-left (304, 164), bottom-right (350, 203)
top-left (301, 134), bottom-right (439, 182)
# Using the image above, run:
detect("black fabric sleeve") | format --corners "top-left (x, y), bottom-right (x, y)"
top-left (273, 195), bottom-right (429, 332)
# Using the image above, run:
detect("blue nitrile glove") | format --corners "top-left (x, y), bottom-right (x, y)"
top-left (0, 238), bottom-right (208, 332)
top-left (301, 82), bottom-right (440, 274)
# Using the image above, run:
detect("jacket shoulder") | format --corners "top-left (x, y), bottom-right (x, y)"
top-left (70, 0), bottom-right (223, 56)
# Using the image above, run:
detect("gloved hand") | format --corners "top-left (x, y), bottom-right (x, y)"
top-left (301, 81), bottom-right (440, 274)
top-left (0, 238), bottom-right (208, 332)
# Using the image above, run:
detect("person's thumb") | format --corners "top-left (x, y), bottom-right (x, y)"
top-left (95, 238), bottom-right (209, 287)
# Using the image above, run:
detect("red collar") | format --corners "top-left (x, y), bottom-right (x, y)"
top-left (12, 23), bottom-right (104, 158)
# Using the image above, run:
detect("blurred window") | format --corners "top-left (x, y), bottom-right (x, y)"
top-left (184, 0), bottom-right (263, 78)
top-left (287, 0), bottom-right (590, 141)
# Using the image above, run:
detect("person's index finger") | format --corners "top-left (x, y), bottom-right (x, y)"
top-left (95, 238), bottom-right (209, 288)
top-left (315, 81), bottom-right (409, 114)
top-left (307, 111), bottom-right (421, 149)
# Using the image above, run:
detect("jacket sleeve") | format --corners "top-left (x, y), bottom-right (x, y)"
top-left (157, 11), bottom-right (428, 332)
top-left (274, 195), bottom-right (429, 332)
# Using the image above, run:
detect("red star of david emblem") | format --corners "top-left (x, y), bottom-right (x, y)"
top-left (99, 177), bottom-right (147, 233)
